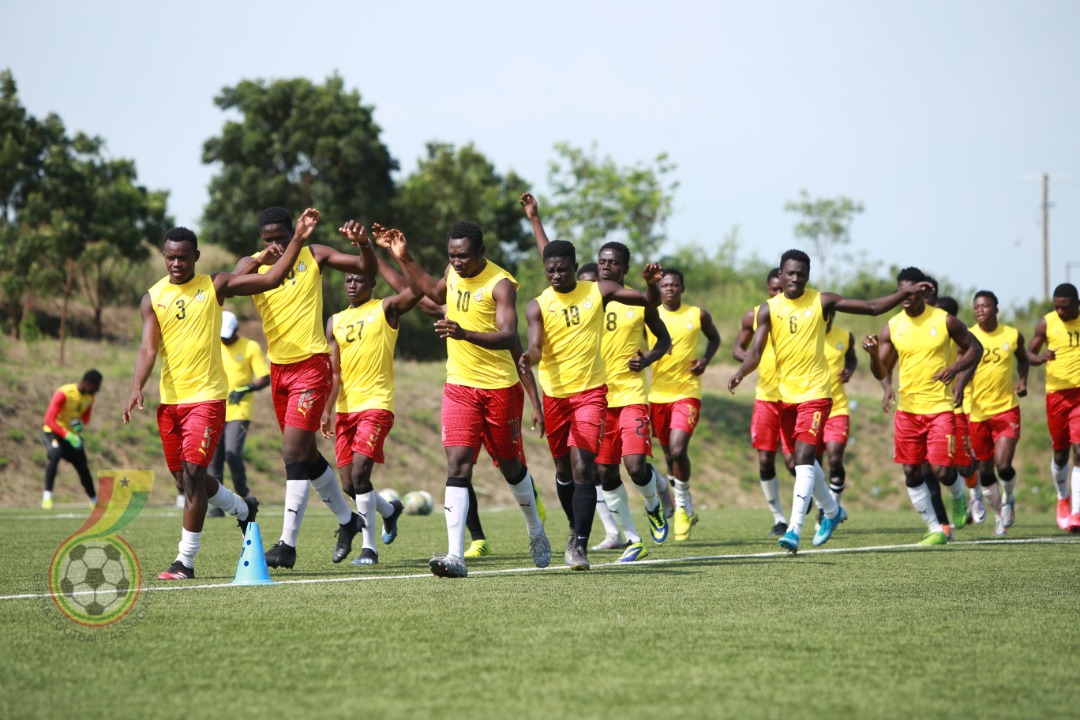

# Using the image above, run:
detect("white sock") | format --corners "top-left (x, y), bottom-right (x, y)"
top-left (969, 485), bottom-right (983, 501)
top-left (788, 465), bottom-right (815, 535)
top-left (604, 485), bottom-right (641, 543)
top-left (281, 480), bottom-right (309, 547)
top-left (43, 490), bottom-right (52, 500)
top-left (509, 472), bottom-right (544, 536)
top-left (207, 480), bottom-right (249, 520)
top-left (760, 475), bottom-right (787, 524)
top-left (356, 491), bottom-right (377, 550)
top-left (310, 464), bottom-right (354, 524)
top-left (811, 462), bottom-right (839, 520)
top-left (1001, 476), bottom-right (1017, 505)
top-left (376, 491), bottom-right (393, 517)
top-left (637, 465), bottom-right (661, 513)
top-left (946, 479), bottom-right (964, 500)
top-left (176, 529), bottom-right (201, 568)
top-left (908, 484), bottom-right (942, 533)
top-left (1051, 460), bottom-right (1069, 499)
top-left (595, 486), bottom-right (620, 536)
top-left (983, 482), bottom-right (1001, 513)
top-left (1072, 468), bottom-right (1080, 514)
top-left (445, 485), bottom-right (469, 558)
top-left (673, 479), bottom-right (693, 516)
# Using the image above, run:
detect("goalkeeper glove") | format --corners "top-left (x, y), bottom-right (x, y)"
top-left (70, 419), bottom-right (84, 433)
top-left (228, 386), bottom-right (253, 405)
top-left (67, 433), bottom-right (83, 450)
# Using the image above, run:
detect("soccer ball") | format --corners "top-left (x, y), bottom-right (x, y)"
top-left (57, 539), bottom-right (132, 618)
top-left (379, 488), bottom-right (401, 505)
top-left (403, 490), bottom-right (434, 516)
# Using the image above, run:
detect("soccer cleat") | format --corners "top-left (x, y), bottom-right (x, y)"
top-left (1001, 500), bottom-right (1015, 528)
top-left (381, 499), bottom-right (404, 544)
top-left (673, 508), bottom-right (699, 542)
top-left (591, 533), bottom-right (623, 551)
top-left (567, 544), bottom-right (590, 571)
top-left (41, 497), bottom-right (53, 510)
top-left (351, 548), bottom-right (379, 566)
top-left (644, 505), bottom-right (669, 544)
top-left (814, 508), bottom-right (824, 532)
top-left (464, 539), bottom-right (491, 558)
top-left (534, 485), bottom-right (547, 525)
top-left (812, 506), bottom-right (847, 547)
top-left (529, 531), bottom-right (552, 568)
top-left (1068, 513), bottom-right (1080, 534)
top-left (992, 516), bottom-right (1007, 537)
top-left (942, 524), bottom-right (954, 542)
top-left (237, 496), bottom-right (259, 536)
top-left (1057, 498), bottom-right (1072, 530)
top-left (158, 561), bottom-right (195, 580)
top-left (969, 494), bottom-right (987, 525)
top-left (778, 529), bottom-right (800, 555)
top-left (332, 512), bottom-right (364, 564)
top-left (265, 541), bottom-right (297, 569)
top-left (657, 478), bottom-right (675, 519)
top-left (617, 541), bottom-right (648, 563)
top-left (768, 521), bottom-right (789, 538)
top-left (429, 553), bottom-right (467, 578)
top-left (950, 495), bottom-right (969, 531)
top-left (564, 531), bottom-right (576, 566)
top-left (916, 531), bottom-right (949, 546)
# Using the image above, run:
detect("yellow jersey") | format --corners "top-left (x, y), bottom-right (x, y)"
top-left (648, 304), bottom-right (702, 403)
top-left (888, 306), bottom-right (953, 415)
top-left (221, 336), bottom-right (270, 422)
top-left (42, 383), bottom-right (93, 435)
top-left (333, 299), bottom-right (398, 413)
top-left (1044, 311), bottom-right (1080, 393)
top-left (149, 273), bottom-right (228, 404)
top-left (251, 247), bottom-right (331, 364)
top-left (968, 324), bottom-right (1020, 421)
top-left (445, 261), bottom-right (519, 390)
top-left (824, 325), bottom-right (851, 417)
top-left (767, 289), bottom-right (830, 404)
top-left (601, 295), bottom-right (648, 407)
top-left (536, 281), bottom-right (606, 398)
top-left (751, 306), bottom-right (780, 403)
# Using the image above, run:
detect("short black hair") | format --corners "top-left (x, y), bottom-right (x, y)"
top-left (1053, 283), bottom-right (1079, 302)
top-left (780, 249), bottom-right (810, 271)
top-left (599, 241), bottom-right (631, 267)
top-left (896, 266), bottom-right (926, 283)
top-left (937, 296), bottom-right (959, 316)
top-left (543, 240), bottom-right (576, 264)
top-left (661, 267), bottom-right (685, 287)
top-left (258, 207), bottom-right (293, 231)
top-left (447, 221), bottom-right (484, 251)
top-left (577, 262), bottom-right (598, 278)
top-left (974, 290), bottom-right (998, 308)
top-left (767, 267), bottom-right (780, 281)
top-left (82, 369), bottom-right (103, 385)
top-left (163, 226), bottom-right (198, 249)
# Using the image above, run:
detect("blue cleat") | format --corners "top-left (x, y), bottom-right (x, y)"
top-left (812, 506), bottom-right (848, 547)
top-left (778, 529), bottom-right (800, 555)
top-left (381, 499), bottom-right (404, 545)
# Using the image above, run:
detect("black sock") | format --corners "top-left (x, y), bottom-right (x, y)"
top-left (557, 479), bottom-right (576, 527)
top-left (924, 473), bottom-right (950, 526)
top-left (572, 482), bottom-right (595, 546)
top-left (466, 484), bottom-right (485, 540)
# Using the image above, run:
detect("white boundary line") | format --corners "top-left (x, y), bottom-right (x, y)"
top-left (3, 536), bottom-right (1077, 603)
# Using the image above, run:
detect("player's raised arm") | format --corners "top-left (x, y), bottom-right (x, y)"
top-left (214, 208), bottom-right (320, 300)
top-left (520, 192), bottom-right (551, 254)
top-left (435, 277), bottom-right (518, 350)
top-left (122, 294), bottom-right (162, 424)
top-left (327, 219), bottom-right (379, 277)
top-left (598, 263), bottom-right (663, 307)
top-left (374, 225), bottom-right (449, 305)
top-left (823, 280), bottom-right (935, 317)
top-left (729, 303), bottom-right (771, 393)
top-left (375, 251), bottom-right (443, 318)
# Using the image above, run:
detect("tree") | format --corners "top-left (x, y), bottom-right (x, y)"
top-left (201, 74), bottom-right (397, 256)
top-left (544, 142), bottom-right (678, 263)
top-left (783, 190), bottom-right (864, 285)
top-left (391, 141), bottom-right (530, 359)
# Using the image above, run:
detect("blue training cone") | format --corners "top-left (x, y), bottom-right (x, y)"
top-left (232, 521), bottom-right (274, 586)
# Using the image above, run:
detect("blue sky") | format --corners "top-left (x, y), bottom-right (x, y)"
top-left (3, 1), bottom-right (1078, 309)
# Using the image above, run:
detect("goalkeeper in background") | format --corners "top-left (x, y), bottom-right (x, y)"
top-left (41, 369), bottom-right (102, 509)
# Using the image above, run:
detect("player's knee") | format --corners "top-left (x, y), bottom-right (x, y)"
top-left (998, 466), bottom-right (1016, 482)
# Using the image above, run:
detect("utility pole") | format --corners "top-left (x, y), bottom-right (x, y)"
top-left (1043, 173), bottom-right (1049, 302)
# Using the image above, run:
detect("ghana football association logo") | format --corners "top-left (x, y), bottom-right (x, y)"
top-left (47, 471), bottom-right (154, 633)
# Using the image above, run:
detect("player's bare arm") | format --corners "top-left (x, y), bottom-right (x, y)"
top-left (936, 315), bottom-right (983, 406)
top-left (1015, 330), bottom-right (1030, 397)
top-left (728, 303), bottom-right (771, 393)
top-left (328, 219), bottom-right (378, 277)
top-left (519, 299), bottom-right (545, 374)
top-left (839, 331), bottom-right (857, 383)
top-left (435, 278), bottom-right (518, 350)
top-left (321, 315), bottom-right (341, 440)
top-left (597, 263), bottom-right (663, 308)
top-left (214, 208), bottom-right (320, 300)
top-left (374, 225), bottom-right (449, 305)
top-left (629, 307), bottom-right (671, 372)
top-left (511, 336), bottom-right (545, 436)
top-left (122, 294), bottom-right (162, 424)
top-left (1027, 317), bottom-right (1053, 365)
top-left (520, 192), bottom-right (551, 253)
top-left (732, 307), bottom-right (756, 362)
top-left (823, 280), bottom-right (934, 317)
top-left (689, 308), bottom-right (721, 376)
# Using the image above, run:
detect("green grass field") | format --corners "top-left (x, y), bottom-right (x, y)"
top-left (2, 504), bottom-right (1076, 720)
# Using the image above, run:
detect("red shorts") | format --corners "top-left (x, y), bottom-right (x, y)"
top-left (952, 412), bottom-right (974, 466)
top-left (970, 406), bottom-right (1021, 461)
top-left (157, 401), bottom-right (225, 473)
top-left (894, 410), bottom-right (954, 466)
top-left (270, 354), bottom-right (332, 433)
top-left (474, 435), bottom-right (528, 468)
top-left (650, 398), bottom-right (702, 447)
top-left (596, 403), bottom-right (652, 465)
top-left (334, 410), bottom-right (395, 466)
top-left (823, 413), bottom-right (850, 445)
top-left (544, 386), bottom-right (608, 458)
top-left (779, 398), bottom-right (832, 454)
top-left (442, 383), bottom-right (523, 461)
top-left (1047, 388), bottom-right (1080, 451)
top-left (750, 400), bottom-right (782, 452)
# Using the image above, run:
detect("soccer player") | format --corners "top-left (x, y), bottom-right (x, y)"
top-left (376, 222), bottom-right (551, 579)
top-left (122, 212), bottom-right (318, 580)
top-left (733, 268), bottom-right (791, 536)
top-left (206, 310), bottom-right (269, 515)
top-left (520, 239), bottom-right (662, 570)
top-left (860, 267), bottom-right (983, 546)
top-left (966, 290), bottom-right (1029, 536)
top-left (237, 207), bottom-right (376, 570)
top-left (1027, 282), bottom-right (1080, 532)
top-left (521, 193), bottom-right (672, 562)
top-left (729, 251), bottom-right (935, 554)
top-left (41, 370), bottom-right (102, 509)
top-left (648, 268), bottom-right (721, 541)
top-left (821, 310), bottom-right (857, 511)
top-left (320, 222), bottom-right (424, 565)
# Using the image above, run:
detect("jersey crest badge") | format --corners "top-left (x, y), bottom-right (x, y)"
top-left (583, 299), bottom-right (593, 310)
top-left (194, 290), bottom-right (206, 303)
top-left (930, 328), bottom-right (938, 336)
top-left (626, 310), bottom-right (635, 319)
top-left (473, 290), bottom-right (484, 302)
top-left (297, 261), bottom-right (307, 272)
